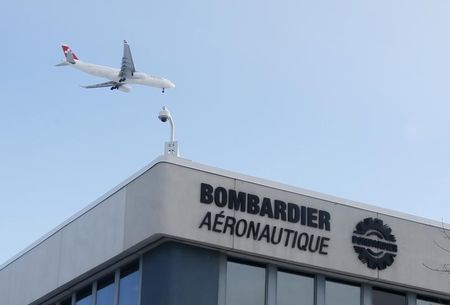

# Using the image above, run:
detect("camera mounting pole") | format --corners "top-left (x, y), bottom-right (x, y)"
top-left (158, 106), bottom-right (179, 156)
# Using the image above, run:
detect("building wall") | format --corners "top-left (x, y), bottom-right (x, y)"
top-left (0, 156), bottom-right (449, 305)
top-left (148, 162), bottom-right (450, 296)
top-left (36, 241), bottom-right (449, 305)
top-left (0, 188), bottom-right (129, 305)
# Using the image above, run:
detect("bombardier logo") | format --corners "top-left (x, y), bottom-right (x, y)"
top-left (352, 218), bottom-right (397, 270)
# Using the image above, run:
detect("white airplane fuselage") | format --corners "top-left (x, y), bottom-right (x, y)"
top-left (58, 41), bottom-right (175, 92)
top-left (71, 60), bottom-right (175, 89)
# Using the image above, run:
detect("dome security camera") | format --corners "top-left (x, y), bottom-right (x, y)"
top-left (157, 106), bottom-right (179, 156)
top-left (158, 107), bottom-right (171, 123)
top-left (157, 106), bottom-right (178, 155)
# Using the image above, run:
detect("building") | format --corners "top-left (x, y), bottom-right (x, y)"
top-left (0, 155), bottom-right (449, 305)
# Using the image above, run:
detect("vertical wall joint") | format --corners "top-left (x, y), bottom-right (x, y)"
top-left (407, 293), bottom-right (417, 305)
top-left (266, 265), bottom-right (277, 305)
top-left (315, 275), bottom-right (325, 305)
top-left (361, 284), bottom-right (372, 305)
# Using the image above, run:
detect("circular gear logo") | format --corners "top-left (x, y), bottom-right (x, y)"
top-left (352, 218), bottom-right (398, 270)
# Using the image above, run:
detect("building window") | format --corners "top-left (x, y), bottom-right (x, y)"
top-left (225, 260), bottom-right (266, 305)
top-left (372, 288), bottom-right (405, 305)
top-left (118, 261), bottom-right (140, 305)
top-left (325, 280), bottom-right (360, 305)
top-left (96, 274), bottom-right (115, 305)
top-left (60, 298), bottom-right (72, 305)
top-left (417, 297), bottom-right (449, 305)
top-left (75, 286), bottom-right (92, 305)
top-left (48, 259), bottom-right (141, 305)
top-left (277, 270), bottom-right (314, 305)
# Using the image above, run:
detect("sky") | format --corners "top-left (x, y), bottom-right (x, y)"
top-left (1, 0), bottom-right (450, 266)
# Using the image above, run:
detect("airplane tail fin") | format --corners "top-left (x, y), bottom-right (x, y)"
top-left (61, 44), bottom-right (79, 64)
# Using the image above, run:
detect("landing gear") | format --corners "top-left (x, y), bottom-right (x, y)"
top-left (110, 85), bottom-right (119, 90)
top-left (162, 88), bottom-right (165, 93)
top-left (119, 77), bottom-right (126, 82)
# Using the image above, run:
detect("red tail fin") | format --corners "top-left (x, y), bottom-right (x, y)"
top-left (61, 44), bottom-right (79, 60)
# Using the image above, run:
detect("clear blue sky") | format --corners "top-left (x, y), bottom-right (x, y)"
top-left (1, 0), bottom-right (450, 265)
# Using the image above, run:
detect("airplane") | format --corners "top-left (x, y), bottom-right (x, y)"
top-left (56, 40), bottom-right (175, 93)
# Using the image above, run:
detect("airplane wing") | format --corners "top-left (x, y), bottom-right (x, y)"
top-left (81, 81), bottom-right (119, 89)
top-left (119, 40), bottom-right (136, 80)
top-left (81, 81), bottom-right (131, 92)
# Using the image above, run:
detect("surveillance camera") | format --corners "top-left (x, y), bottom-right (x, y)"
top-left (158, 107), bottom-right (171, 123)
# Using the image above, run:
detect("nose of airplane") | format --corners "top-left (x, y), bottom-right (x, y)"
top-left (168, 80), bottom-right (175, 88)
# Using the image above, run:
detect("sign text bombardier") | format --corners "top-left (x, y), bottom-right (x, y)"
top-left (56, 40), bottom-right (175, 93)
top-left (198, 183), bottom-right (331, 255)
